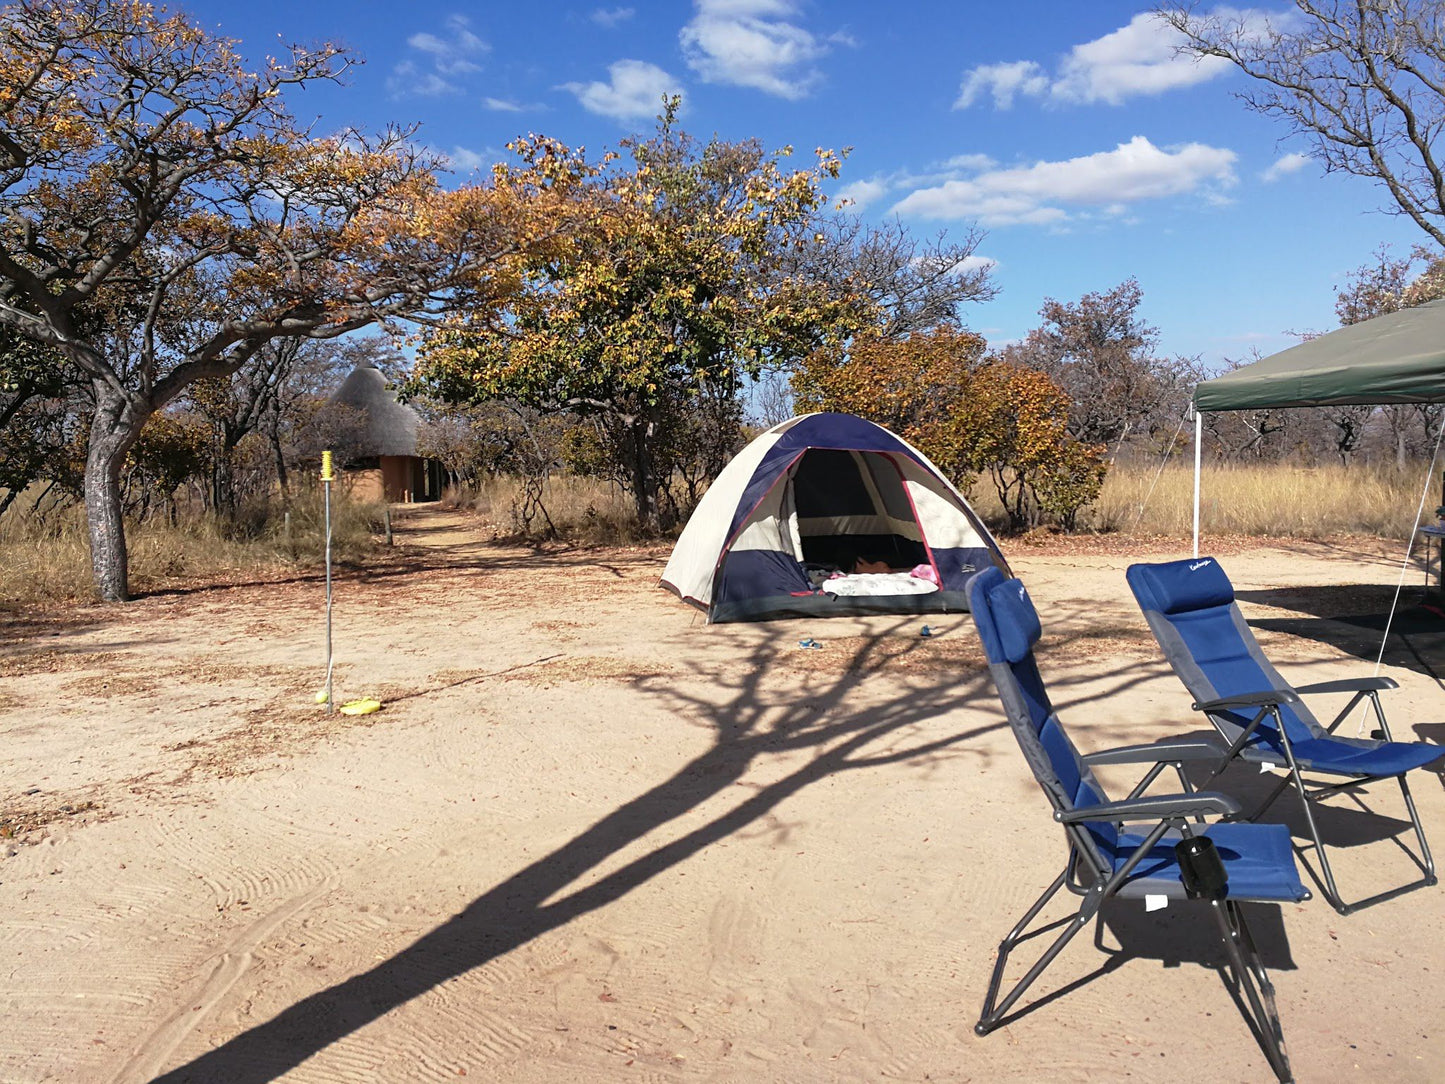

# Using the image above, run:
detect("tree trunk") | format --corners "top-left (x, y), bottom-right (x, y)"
top-left (84, 386), bottom-right (149, 602)
top-left (627, 414), bottom-right (655, 529)
top-left (271, 430), bottom-right (290, 499)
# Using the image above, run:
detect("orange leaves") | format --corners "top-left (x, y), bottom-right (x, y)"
top-left (797, 330), bottom-right (1106, 531)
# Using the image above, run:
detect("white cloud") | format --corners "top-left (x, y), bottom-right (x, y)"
top-left (1051, 12), bottom-right (1231, 104)
top-left (1262, 151), bottom-right (1310, 181)
top-left (943, 152), bottom-right (997, 171)
top-left (406, 15), bottom-right (488, 75)
top-left (834, 178), bottom-right (888, 211)
top-left (561, 59), bottom-right (682, 122)
top-left (680, 0), bottom-right (826, 99)
top-left (447, 146), bottom-right (485, 172)
top-left (953, 254), bottom-right (998, 274)
top-left (388, 61), bottom-right (458, 97)
top-left (483, 96), bottom-right (539, 112)
top-left (591, 6), bottom-right (635, 27)
top-left (955, 9), bottom-right (1280, 111)
top-left (955, 60), bottom-right (1047, 110)
top-left (390, 15), bottom-right (488, 97)
top-left (893, 136), bottom-right (1237, 226)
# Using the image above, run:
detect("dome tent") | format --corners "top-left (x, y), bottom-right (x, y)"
top-left (661, 413), bottom-right (1010, 623)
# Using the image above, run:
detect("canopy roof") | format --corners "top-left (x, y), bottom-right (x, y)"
top-left (1194, 296), bottom-right (1445, 411)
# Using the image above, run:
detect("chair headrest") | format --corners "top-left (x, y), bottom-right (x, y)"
top-left (968, 567), bottom-right (1041, 664)
top-left (1126, 557), bottom-right (1235, 616)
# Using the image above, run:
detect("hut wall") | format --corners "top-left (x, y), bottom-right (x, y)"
top-left (344, 469), bottom-right (386, 503)
top-left (339, 458), bottom-right (442, 503)
top-left (380, 456), bottom-right (418, 502)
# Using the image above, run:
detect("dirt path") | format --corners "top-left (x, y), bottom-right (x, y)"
top-left (2, 508), bottom-right (1443, 1082)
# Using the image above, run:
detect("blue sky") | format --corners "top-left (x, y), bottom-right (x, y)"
top-left (186, 0), bottom-right (1428, 370)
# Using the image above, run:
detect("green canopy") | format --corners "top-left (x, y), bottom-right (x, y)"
top-left (1194, 296), bottom-right (1445, 411)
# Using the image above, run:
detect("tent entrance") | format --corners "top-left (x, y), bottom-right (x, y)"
top-left (789, 448), bottom-right (931, 572)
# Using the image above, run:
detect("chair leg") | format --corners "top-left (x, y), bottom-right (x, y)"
top-left (1210, 899), bottom-right (1293, 1083)
top-left (976, 868), bottom-right (1096, 1035)
top-left (1285, 757), bottom-right (1437, 913)
top-left (1284, 754), bottom-right (1349, 913)
top-left (1398, 774), bottom-right (1437, 884)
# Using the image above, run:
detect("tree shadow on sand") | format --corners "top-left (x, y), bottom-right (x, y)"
top-left (143, 617), bottom-right (1293, 1082)
top-left (1237, 583), bottom-right (1445, 685)
top-left (143, 619), bottom-right (997, 1080)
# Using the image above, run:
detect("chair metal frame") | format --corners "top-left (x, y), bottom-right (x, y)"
top-left (975, 744), bottom-right (1296, 1084)
top-left (1127, 556), bottom-right (1440, 915)
top-left (1187, 679), bottom-right (1436, 915)
top-left (968, 568), bottom-right (1307, 1082)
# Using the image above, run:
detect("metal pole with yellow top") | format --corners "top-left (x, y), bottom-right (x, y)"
top-left (320, 449), bottom-right (335, 714)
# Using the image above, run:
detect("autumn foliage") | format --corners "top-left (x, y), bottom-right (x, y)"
top-left (0, 0), bottom-right (587, 598)
top-left (796, 328), bottom-right (1106, 531)
top-left (412, 102), bottom-right (865, 529)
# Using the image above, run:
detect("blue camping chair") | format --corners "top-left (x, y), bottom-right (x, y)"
top-left (968, 567), bottom-right (1307, 1082)
top-left (1128, 556), bottom-right (1443, 914)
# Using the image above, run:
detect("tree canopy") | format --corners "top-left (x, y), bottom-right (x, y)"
top-left (1001, 279), bottom-right (1199, 453)
top-left (0, 0), bottom-right (586, 598)
top-left (412, 101), bottom-right (868, 528)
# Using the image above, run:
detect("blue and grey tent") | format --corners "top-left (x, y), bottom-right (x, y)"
top-left (661, 413), bottom-right (1009, 623)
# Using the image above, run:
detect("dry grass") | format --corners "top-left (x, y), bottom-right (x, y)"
top-left (444, 474), bottom-right (645, 543)
top-left (3, 461), bottom-right (1434, 609)
top-left (1090, 461), bottom-right (1434, 539)
top-left (0, 488), bottom-right (387, 607)
top-left (457, 461), bottom-right (1440, 545)
top-left (963, 461), bottom-right (1433, 539)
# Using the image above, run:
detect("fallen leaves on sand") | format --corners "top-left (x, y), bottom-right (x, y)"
top-left (4, 649), bottom-right (131, 678)
top-left (0, 799), bottom-right (103, 846)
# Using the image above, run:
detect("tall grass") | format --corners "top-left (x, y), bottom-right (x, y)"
top-left (5, 461), bottom-right (1433, 607)
top-left (0, 488), bottom-right (387, 606)
top-left (1091, 461), bottom-right (1433, 539)
top-left (456, 461), bottom-right (1440, 545)
top-left (444, 474), bottom-right (649, 544)
top-left (961, 461), bottom-right (1434, 539)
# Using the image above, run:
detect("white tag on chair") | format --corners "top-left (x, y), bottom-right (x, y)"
top-left (1145, 894), bottom-right (1168, 912)
top-left (1260, 762), bottom-right (1278, 773)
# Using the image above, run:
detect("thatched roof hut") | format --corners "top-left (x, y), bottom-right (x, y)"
top-left (327, 362), bottom-right (420, 457)
top-left (324, 363), bottom-right (441, 502)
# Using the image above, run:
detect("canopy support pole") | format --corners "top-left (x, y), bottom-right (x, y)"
top-left (1371, 410), bottom-right (1445, 688)
top-left (1192, 408), bottom-right (1203, 558)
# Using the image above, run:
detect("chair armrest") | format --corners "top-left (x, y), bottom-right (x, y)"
top-left (1083, 739), bottom-right (1228, 766)
top-left (1192, 689), bottom-right (1299, 712)
top-left (1295, 676), bottom-right (1399, 695)
top-left (1055, 792), bottom-right (1241, 823)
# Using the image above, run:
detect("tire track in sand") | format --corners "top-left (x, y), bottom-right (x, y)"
top-left (112, 875), bottom-right (337, 1084)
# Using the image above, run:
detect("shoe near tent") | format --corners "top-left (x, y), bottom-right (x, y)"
top-left (661, 412), bottom-right (1011, 623)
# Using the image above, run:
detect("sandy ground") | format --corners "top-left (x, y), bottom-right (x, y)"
top-left (2, 507), bottom-right (1444, 1083)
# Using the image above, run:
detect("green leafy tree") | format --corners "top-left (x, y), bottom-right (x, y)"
top-left (412, 100), bottom-right (864, 530)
